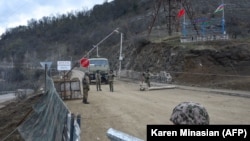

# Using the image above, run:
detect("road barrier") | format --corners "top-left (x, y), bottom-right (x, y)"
top-left (53, 79), bottom-right (82, 100)
top-left (106, 128), bottom-right (144, 141)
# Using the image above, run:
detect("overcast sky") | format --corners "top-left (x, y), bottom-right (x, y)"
top-left (0, 0), bottom-right (112, 35)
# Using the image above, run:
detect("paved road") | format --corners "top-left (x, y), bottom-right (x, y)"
top-left (64, 69), bottom-right (250, 141)
top-left (0, 93), bottom-right (16, 103)
top-left (0, 93), bottom-right (15, 108)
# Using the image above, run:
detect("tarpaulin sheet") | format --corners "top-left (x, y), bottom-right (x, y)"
top-left (18, 76), bottom-right (69, 141)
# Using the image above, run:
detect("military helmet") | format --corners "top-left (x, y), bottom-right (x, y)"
top-left (170, 101), bottom-right (210, 125)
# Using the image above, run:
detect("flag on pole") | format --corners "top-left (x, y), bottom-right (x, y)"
top-left (177, 8), bottom-right (185, 18)
top-left (214, 4), bottom-right (224, 13)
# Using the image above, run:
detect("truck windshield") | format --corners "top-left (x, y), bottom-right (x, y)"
top-left (90, 60), bottom-right (108, 66)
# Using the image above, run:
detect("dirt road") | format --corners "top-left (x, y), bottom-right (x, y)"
top-left (65, 70), bottom-right (250, 141)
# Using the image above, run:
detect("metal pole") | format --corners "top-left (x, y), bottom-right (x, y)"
top-left (118, 33), bottom-right (123, 79)
top-left (96, 45), bottom-right (99, 57)
top-left (222, 0), bottom-right (225, 34)
top-left (168, 0), bottom-right (172, 36)
top-left (70, 113), bottom-right (75, 141)
top-left (45, 64), bottom-right (47, 93)
top-left (64, 71), bottom-right (66, 99)
top-left (77, 114), bottom-right (81, 128)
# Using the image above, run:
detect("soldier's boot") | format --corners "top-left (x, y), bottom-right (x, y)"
top-left (83, 99), bottom-right (89, 104)
top-left (111, 85), bottom-right (114, 92)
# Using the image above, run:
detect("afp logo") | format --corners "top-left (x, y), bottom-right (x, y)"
top-left (222, 129), bottom-right (247, 139)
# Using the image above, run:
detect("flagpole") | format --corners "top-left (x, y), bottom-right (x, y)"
top-left (184, 10), bottom-right (186, 37)
top-left (222, 0), bottom-right (225, 34)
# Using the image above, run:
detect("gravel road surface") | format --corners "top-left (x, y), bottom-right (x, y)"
top-left (64, 70), bottom-right (250, 141)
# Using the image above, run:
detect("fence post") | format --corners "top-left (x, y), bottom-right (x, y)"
top-left (70, 113), bottom-right (75, 141)
top-left (72, 114), bottom-right (81, 141)
top-left (76, 114), bottom-right (81, 128)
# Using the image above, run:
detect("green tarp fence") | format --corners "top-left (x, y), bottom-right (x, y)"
top-left (17, 75), bottom-right (80, 141)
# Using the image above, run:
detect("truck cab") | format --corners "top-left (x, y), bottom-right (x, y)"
top-left (87, 58), bottom-right (110, 84)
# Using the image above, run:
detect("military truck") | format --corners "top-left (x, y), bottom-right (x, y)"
top-left (87, 58), bottom-right (110, 84)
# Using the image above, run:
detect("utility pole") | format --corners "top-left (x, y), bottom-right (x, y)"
top-left (168, 0), bottom-right (172, 36)
top-left (118, 32), bottom-right (123, 79)
top-left (96, 45), bottom-right (99, 57)
top-left (222, 0), bottom-right (226, 35)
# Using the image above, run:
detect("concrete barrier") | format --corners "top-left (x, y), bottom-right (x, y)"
top-left (148, 85), bottom-right (176, 91)
top-left (106, 128), bottom-right (144, 141)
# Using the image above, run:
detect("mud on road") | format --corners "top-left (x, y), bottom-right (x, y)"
top-left (64, 77), bottom-right (250, 141)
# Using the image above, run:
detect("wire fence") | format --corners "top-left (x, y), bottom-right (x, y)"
top-left (15, 75), bottom-right (80, 141)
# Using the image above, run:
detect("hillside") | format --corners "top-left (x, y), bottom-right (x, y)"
top-left (98, 35), bottom-right (250, 91)
top-left (0, 0), bottom-right (250, 91)
top-left (1, 1), bottom-right (250, 140)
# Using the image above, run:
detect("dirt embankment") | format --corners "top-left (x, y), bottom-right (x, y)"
top-left (0, 94), bottom-right (42, 141)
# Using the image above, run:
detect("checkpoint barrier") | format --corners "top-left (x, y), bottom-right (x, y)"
top-left (106, 128), bottom-right (144, 141)
top-left (53, 79), bottom-right (82, 100)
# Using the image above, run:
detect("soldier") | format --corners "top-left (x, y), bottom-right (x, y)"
top-left (144, 69), bottom-right (151, 87)
top-left (82, 72), bottom-right (90, 104)
top-left (170, 101), bottom-right (210, 125)
top-left (140, 72), bottom-right (146, 91)
top-left (95, 70), bottom-right (102, 91)
top-left (108, 70), bottom-right (115, 92)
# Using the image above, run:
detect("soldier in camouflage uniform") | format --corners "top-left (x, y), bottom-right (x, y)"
top-left (108, 70), bottom-right (115, 92)
top-left (170, 101), bottom-right (210, 125)
top-left (95, 70), bottom-right (102, 91)
top-left (143, 69), bottom-right (151, 87)
top-left (82, 72), bottom-right (90, 104)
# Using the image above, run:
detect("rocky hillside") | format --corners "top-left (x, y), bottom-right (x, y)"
top-left (99, 35), bottom-right (250, 91)
top-left (1, 0), bottom-right (250, 92)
